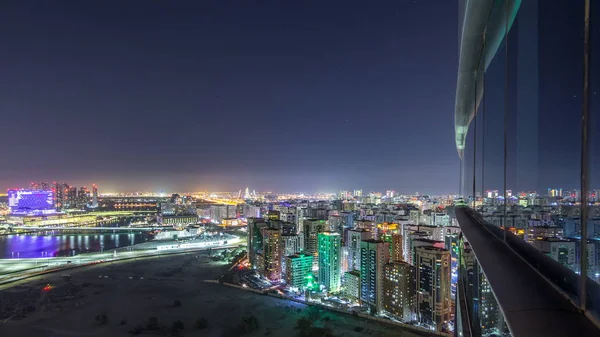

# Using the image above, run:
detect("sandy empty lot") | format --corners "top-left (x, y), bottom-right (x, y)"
top-left (0, 253), bottom-right (427, 337)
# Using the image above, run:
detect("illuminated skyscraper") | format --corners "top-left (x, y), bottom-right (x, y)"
top-left (360, 239), bottom-right (390, 314)
top-left (281, 233), bottom-right (303, 274)
top-left (346, 228), bottom-right (373, 271)
top-left (342, 270), bottom-right (361, 303)
top-left (318, 232), bottom-right (341, 292)
top-left (285, 254), bottom-right (313, 289)
top-left (404, 231), bottom-right (430, 264)
top-left (77, 186), bottom-right (90, 208)
top-left (53, 182), bottom-right (69, 210)
top-left (266, 210), bottom-right (281, 221)
top-left (248, 218), bottom-right (267, 268)
top-left (91, 184), bottom-right (98, 208)
top-left (391, 234), bottom-right (403, 262)
top-left (415, 246), bottom-right (451, 332)
top-left (66, 186), bottom-right (77, 208)
top-left (303, 218), bottom-right (325, 268)
top-left (383, 261), bottom-right (416, 322)
top-left (262, 227), bottom-right (282, 281)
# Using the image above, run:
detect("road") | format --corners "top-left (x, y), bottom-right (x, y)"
top-left (0, 239), bottom-right (247, 288)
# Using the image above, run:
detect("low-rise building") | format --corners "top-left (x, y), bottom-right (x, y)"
top-left (342, 270), bottom-right (361, 303)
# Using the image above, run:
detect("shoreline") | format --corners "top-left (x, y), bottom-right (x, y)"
top-left (0, 245), bottom-right (236, 291)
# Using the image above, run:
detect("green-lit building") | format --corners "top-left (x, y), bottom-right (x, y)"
top-left (318, 231), bottom-right (341, 292)
top-left (285, 253), bottom-right (313, 289)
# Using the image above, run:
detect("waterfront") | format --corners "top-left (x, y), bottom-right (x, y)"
top-left (0, 232), bottom-right (146, 259)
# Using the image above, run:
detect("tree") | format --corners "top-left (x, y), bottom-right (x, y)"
top-left (238, 315), bottom-right (259, 333)
top-left (195, 317), bottom-right (208, 330)
top-left (147, 316), bottom-right (159, 330)
top-left (309, 327), bottom-right (334, 337)
top-left (171, 320), bottom-right (185, 336)
top-left (95, 312), bottom-right (108, 325)
top-left (296, 317), bottom-right (312, 335)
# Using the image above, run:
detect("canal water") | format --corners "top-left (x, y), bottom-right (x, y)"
top-left (0, 232), bottom-right (147, 258)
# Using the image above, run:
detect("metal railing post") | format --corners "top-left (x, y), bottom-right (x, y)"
top-left (580, 0), bottom-right (591, 312)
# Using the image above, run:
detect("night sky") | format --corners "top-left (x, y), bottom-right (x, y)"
top-left (1, 1), bottom-right (460, 194)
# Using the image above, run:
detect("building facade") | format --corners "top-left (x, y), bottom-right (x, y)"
top-left (318, 232), bottom-right (341, 292)
top-left (342, 270), bottom-right (361, 303)
top-left (262, 227), bottom-right (282, 281)
top-left (285, 254), bottom-right (313, 289)
top-left (383, 261), bottom-right (416, 322)
top-left (360, 239), bottom-right (390, 314)
top-left (415, 246), bottom-right (451, 332)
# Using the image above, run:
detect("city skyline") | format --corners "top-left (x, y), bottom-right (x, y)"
top-left (1, 1), bottom-right (460, 193)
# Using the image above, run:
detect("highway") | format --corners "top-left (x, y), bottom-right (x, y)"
top-left (7, 225), bottom-right (166, 231)
top-left (0, 239), bottom-right (247, 289)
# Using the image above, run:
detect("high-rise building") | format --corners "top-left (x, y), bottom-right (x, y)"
top-left (266, 210), bottom-right (281, 221)
top-left (391, 234), bottom-right (403, 262)
top-left (431, 213), bottom-right (450, 227)
top-left (66, 186), bottom-right (77, 209)
top-left (281, 234), bottom-right (303, 274)
top-left (346, 229), bottom-right (373, 271)
top-left (327, 214), bottom-right (342, 232)
top-left (356, 220), bottom-right (377, 235)
top-left (296, 207), bottom-right (308, 232)
top-left (318, 232), bottom-right (341, 292)
top-left (339, 211), bottom-right (354, 228)
top-left (303, 219), bottom-right (325, 268)
top-left (403, 230), bottom-right (430, 264)
top-left (282, 234), bottom-right (303, 256)
top-left (531, 237), bottom-right (576, 270)
top-left (53, 182), bottom-right (70, 210)
top-left (342, 270), bottom-right (361, 303)
top-left (262, 227), bottom-right (282, 281)
top-left (91, 184), bottom-right (98, 208)
top-left (339, 190), bottom-right (350, 200)
top-left (383, 261), bottom-right (416, 322)
top-left (415, 246), bottom-right (451, 332)
top-left (285, 254), bottom-right (313, 289)
top-left (77, 186), bottom-right (90, 208)
top-left (360, 239), bottom-right (390, 314)
top-left (248, 218), bottom-right (267, 268)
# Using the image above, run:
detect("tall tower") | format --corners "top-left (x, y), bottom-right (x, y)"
top-left (262, 227), bottom-right (282, 281)
top-left (92, 184), bottom-right (98, 208)
top-left (303, 219), bottom-right (325, 267)
top-left (318, 232), bottom-right (341, 292)
top-left (346, 228), bottom-right (373, 271)
top-left (360, 239), bottom-right (390, 314)
top-left (247, 218), bottom-right (267, 268)
top-left (383, 261), bottom-right (416, 322)
top-left (415, 246), bottom-right (451, 332)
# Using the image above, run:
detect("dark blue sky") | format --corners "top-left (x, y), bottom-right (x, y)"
top-left (1, 1), bottom-right (460, 194)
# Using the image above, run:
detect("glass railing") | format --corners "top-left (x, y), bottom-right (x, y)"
top-left (456, 0), bottom-right (599, 333)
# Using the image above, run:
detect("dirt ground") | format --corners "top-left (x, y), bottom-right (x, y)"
top-left (0, 253), bottom-right (427, 337)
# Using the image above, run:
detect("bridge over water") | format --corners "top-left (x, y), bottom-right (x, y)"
top-left (7, 225), bottom-right (168, 232)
